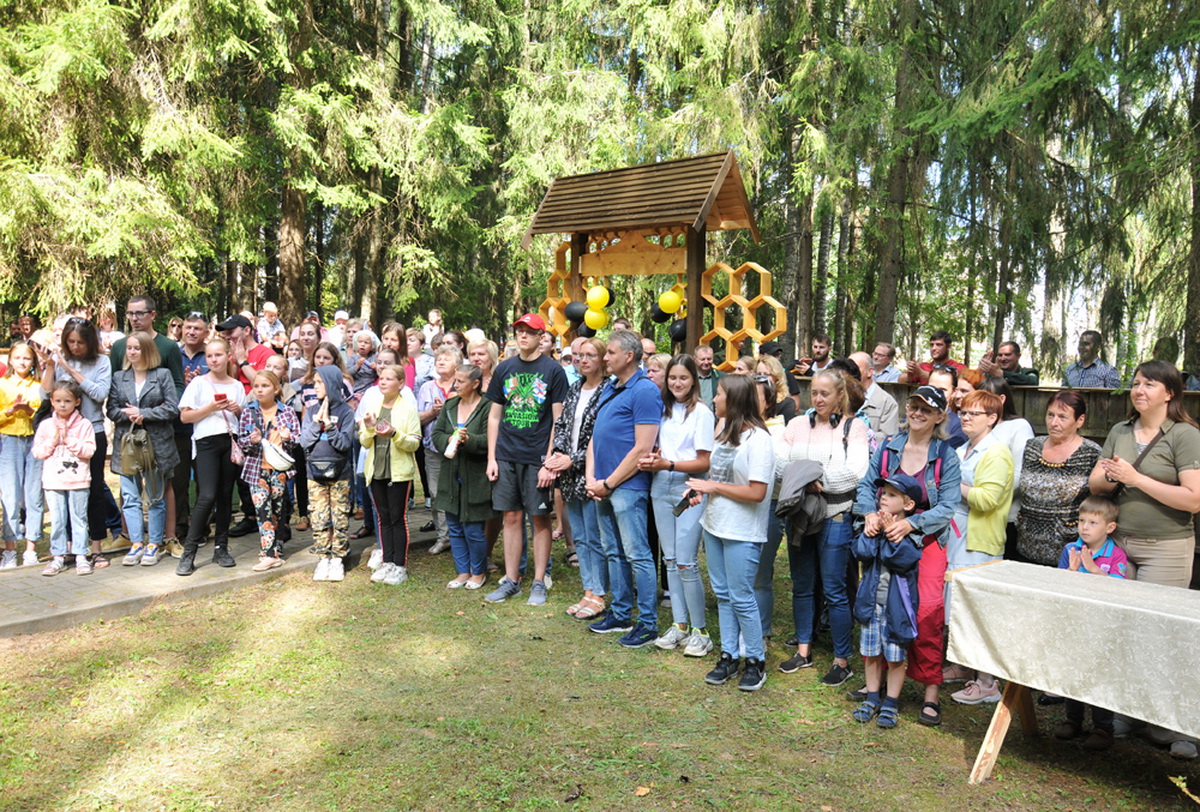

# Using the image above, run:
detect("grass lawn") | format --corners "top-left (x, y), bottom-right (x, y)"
top-left (1, 543), bottom-right (1197, 811)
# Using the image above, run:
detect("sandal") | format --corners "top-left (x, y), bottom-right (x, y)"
top-left (566, 551), bottom-right (579, 567)
top-left (877, 705), bottom-right (899, 729)
top-left (296, 516), bottom-right (310, 531)
top-left (918, 701), bottom-right (942, 727)
top-left (852, 699), bottom-right (880, 723)
top-left (566, 598), bottom-right (585, 617)
top-left (91, 553), bottom-right (110, 569)
top-left (574, 595), bottom-right (606, 620)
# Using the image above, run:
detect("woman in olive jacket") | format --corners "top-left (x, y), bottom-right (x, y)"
top-left (432, 364), bottom-right (495, 589)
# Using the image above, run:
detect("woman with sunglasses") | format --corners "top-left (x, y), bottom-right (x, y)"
top-left (854, 385), bottom-right (962, 726)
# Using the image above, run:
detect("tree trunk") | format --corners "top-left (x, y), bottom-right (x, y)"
top-left (834, 193), bottom-right (851, 354)
top-left (263, 222), bottom-right (279, 303)
top-left (312, 199), bottom-right (325, 316)
top-left (278, 165), bottom-right (306, 328)
top-left (1186, 45), bottom-right (1200, 376)
top-left (814, 204), bottom-right (833, 340)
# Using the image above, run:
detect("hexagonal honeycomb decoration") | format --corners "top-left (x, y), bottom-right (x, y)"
top-left (700, 262), bottom-right (786, 371)
top-left (538, 241), bottom-right (574, 338)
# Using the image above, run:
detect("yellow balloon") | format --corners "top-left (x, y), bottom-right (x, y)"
top-left (584, 308), bottom-right (610, 330)
top-left (658, 290), bottom-right (682, 314)
top-left (586, 286), bottom-right (611, 309)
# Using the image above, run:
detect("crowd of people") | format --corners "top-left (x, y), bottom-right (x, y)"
top-left (1, 303), bottom-right (1198, 755)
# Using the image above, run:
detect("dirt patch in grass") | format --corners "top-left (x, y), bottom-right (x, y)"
top-left (0, 547), bottom-right (1197, 810)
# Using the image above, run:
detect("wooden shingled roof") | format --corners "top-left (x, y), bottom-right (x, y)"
top-left (521, 150), bottom-right (759, 248)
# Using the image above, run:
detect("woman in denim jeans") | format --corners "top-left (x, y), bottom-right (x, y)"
top-left (546, 337), bottom-right (608, 619)
top-left (638, 354), bottom-right (714, 657)
top-left (774, 369), bottom-right (872, 686)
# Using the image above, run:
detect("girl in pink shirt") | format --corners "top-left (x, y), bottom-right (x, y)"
top-left (32, 381), bottom-right (96, 575)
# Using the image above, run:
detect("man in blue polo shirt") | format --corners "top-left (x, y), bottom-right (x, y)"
top-left (585, 330), bottom-right (662, 647)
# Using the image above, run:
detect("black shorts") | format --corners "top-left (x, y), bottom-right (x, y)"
top-left (491, 460), bottom-right (552, 515)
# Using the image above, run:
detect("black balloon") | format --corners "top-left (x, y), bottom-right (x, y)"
top-left (564, 301), bottom-right (588, 322)
top-left (650, 304), bottom-right (671, 324)
top-left (668, 319), bottom-right (687, 343)
top-left (576, 323), bottom-right (597, 338)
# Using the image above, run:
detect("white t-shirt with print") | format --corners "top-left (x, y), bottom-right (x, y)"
top-left (701, 427), bottom-right (774, 543)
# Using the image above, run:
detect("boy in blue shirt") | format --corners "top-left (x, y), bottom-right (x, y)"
top-left (1054, 495), bottom-right (1127, 750)
top-left (852, 473), bottom-right (924, 729)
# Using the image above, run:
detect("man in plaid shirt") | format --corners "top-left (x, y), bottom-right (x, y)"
top-left (1062, 330), bottom-right (1121, 388)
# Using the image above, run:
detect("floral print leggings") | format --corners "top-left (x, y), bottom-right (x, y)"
top-left (250, 470), bottom-right (288, 558)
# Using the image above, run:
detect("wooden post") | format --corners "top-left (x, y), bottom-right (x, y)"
top-left (567, 233), bottom-right (587, 303)
top-left (685, 225), bottom-right (706, 352)
top-left (969, 682), bottom-right (1036, 784)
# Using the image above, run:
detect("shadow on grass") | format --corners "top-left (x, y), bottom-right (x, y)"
top-left (0, 544), bottom-right (1198, 810)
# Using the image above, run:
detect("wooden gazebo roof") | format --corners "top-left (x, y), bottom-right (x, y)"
top-left (521, 150), bottom-right (760, 248)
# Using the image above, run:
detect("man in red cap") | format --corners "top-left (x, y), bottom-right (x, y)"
top-left (484, 313), bottom-right (569, 605)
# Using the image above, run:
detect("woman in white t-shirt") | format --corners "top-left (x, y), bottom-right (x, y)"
top-left (175, 338), bottom-right (247, 576)
top-left (638, 354), bottom-right (714, 657)
top-left (686, 375), bottom-right (774, 692)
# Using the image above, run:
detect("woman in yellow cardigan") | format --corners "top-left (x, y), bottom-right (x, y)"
top-left (360, 364), bottom-right (422, 586)
top-left (944, 389), bottom-right (1014, 705)
top-left (0, 343), bottom-right (46, 568)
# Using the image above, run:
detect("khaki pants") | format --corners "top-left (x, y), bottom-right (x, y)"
top-left (1116, 535), bottom-right (1194, 588)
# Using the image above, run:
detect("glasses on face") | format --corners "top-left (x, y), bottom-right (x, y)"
top-left (906, 403), bottom-right (936, 415)
top-left (752, 375), bottom-right (771, 384)
top-left (126, 311), bottom-right (150, 319)
top-left (187, 311), bottom-right (206, 322)
top-left (960, 409), bottom-right (989, 419)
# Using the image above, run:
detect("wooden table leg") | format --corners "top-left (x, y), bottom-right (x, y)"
top-left (969, 682), bottom-right (1033, 784)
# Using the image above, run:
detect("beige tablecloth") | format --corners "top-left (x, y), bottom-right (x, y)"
top-left (947, 560), bottom-right (1200, 738)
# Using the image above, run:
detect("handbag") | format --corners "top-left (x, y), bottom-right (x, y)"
top-left (119, 425), bottom-right (156, 476)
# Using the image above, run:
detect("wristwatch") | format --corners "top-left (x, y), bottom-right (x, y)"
top-left (602, 479), bottom-right (612, 491)
top-left (669, 460), bottom-right (675, 472)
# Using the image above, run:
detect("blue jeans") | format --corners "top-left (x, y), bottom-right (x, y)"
top-left (791, 514), bottom-right (854, 659)
top-left (0, 434), bottom-right (44, 543)
top-left (596, 488), bottom-right (654, 626)
top-left (46, 489), bottom-right (89, 557)
top-left (752, 500), bottom-right (783, 638)
top-left (704, 530), bottom-right (764, 660)
top-left (120, 470), bottom-right (168, 546)
top-left (566, 498), bottom-right (606, 596)
top-left (650, 471), bottom-right (707, 629)
top-left (446, 512), bottom-right (487, 576)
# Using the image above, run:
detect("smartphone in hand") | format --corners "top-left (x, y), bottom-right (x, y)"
top-left (673, 489), bottom-right (699, 517)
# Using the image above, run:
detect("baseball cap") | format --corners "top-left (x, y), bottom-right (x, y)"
top-left (303, 310), bottom-right (320, 322)
top-left (262, 301), bottom-right (278, 313)
top-left (874, 473), bottom-right (922, 503)
top-left (214, 314), bottom-right (253, 332)
top-left (513, 313), bottom-right (546, 332)
top-left (910, 385), bottom-right (948, 412)
top-left (760, 340), bottom-right (783, 356)
top-left (334, 310), bottom-right (349, 321)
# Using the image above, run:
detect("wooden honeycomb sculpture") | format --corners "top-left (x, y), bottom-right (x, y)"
top-left (701, 262), bottom-right (787, 372)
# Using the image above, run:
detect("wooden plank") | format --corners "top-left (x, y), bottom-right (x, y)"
top-left (551, 163), bottom-right (724, 191)
top-left (1016, 683), bottom-right (1038, 736)
top-left (685, 226), bottom-right (705, 352)
top-left (521, 177), bottom-right (560, 249)
top-left (692, 151), bottom-right (735, 234)
top-left (551, 153), bottom-right (726, 184)
top-left (969, 681), bottom-right (1026, 784)
top-left (535, 192), bottom-right (713, 219)
top-left (533, 213), bottom-right (733, 234)
top-left (537, 184), bottom-right (717, 212)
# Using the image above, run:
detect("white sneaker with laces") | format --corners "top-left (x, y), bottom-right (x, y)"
top-left (22, 550), bottom-right (39, 567)
top-left (367, 548), bottom-right (383, 571)
top-left (326, 557), bottom-right (345, 582)
top-left (654, 625), bottom-right (690, 650)
top-left (0, 550), bottom-right (17, 570)
top-left (682, 630), bottom-right (715, 657)
top-left (428, 539), bottom-right (450, 555)
top-left (371, 562), bottom-right (392, 583)
top-left (313, 557), bottom-right (330, 581)
top-left (383, 565), bottom-right (408, 585)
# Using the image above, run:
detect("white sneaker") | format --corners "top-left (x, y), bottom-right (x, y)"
top-left (383, 565), bottom-right (408, 586)
top-left (326, 557), bottom-right (345, 582)
top-left (367, 548), bottom-right (383, 571)
top-left (654, 625), bottom-right (690, 650)
top-left (371, 562), bottom-right (392, 583)
top-left (22, 550), bottom-right (39, 567)
top-left (428, 539), bottom-right (450, 555)
top-left (313, 557), bottom-right (330, 581)
top-left (682, 630), bottom-right (715, 657)
top-left (0, 550), bottom-right (17, 570)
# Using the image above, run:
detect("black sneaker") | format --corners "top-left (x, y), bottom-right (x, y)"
top-left (820, 663), bottom-right (854, 687)
top-left (778, 652), bottom-right (814, 673)
top-left (846, 685), bottom-right (868, 702)
top-left (739, 658), bottom-right (767, 692)
top-left (705, 653), bottom-right (740, 686)
top-left (228, 518), bottom-right (257, 538)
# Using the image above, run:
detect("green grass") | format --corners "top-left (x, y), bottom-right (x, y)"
top-left (0, 547), bottom-right (1197, 811)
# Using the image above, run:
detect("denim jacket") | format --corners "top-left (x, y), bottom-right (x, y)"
top-left (854, 431), bottom-right (962, 548)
